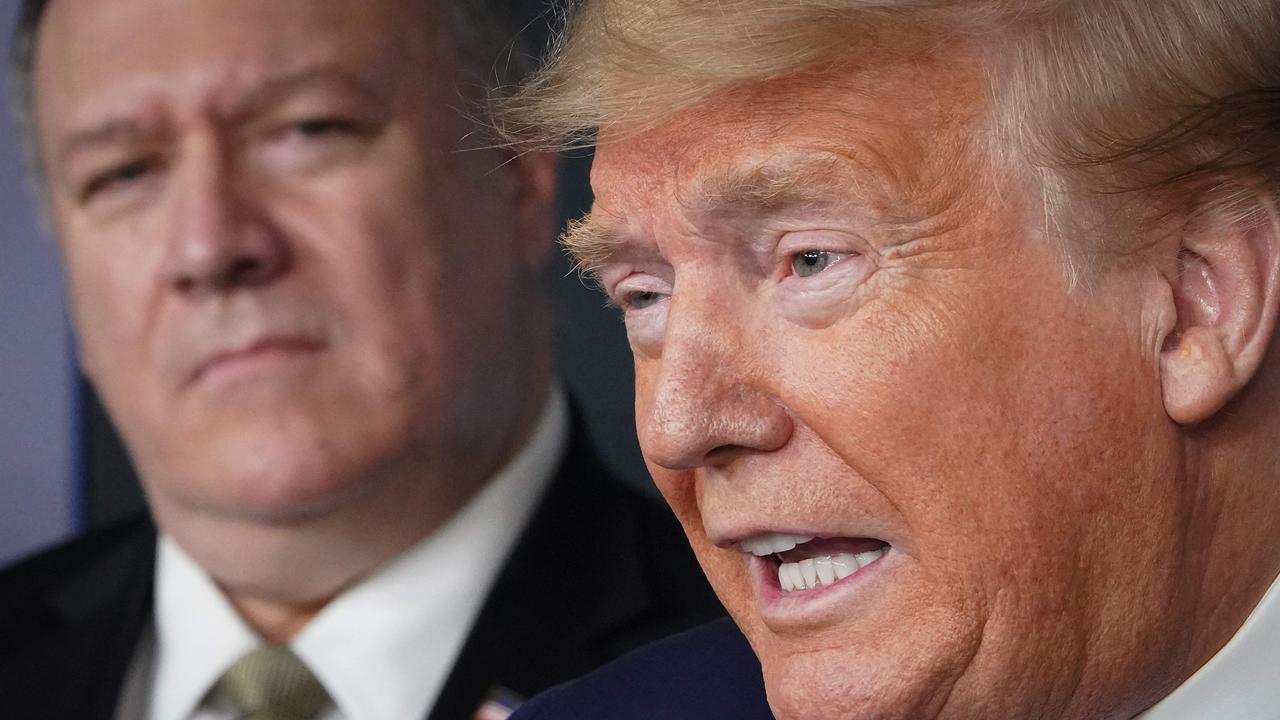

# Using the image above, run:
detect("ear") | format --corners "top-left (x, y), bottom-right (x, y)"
top-left (503, 149), bottom-right (561, 269)
top-left (1159, 191), bottom-right (1280, 424)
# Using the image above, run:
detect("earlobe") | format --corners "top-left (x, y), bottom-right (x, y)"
top-left (1161, 326), bottom-right (1237, 424)
top-left (1158, 192), bottom-right (1280, 425)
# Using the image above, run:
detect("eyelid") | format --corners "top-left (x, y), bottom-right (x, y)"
top-left (257, 114), bottom-right (367, 142)
top-left (77, 155), bottom-right (163, 205)
top-left (608, 268), bottom-right (673, 311)
top-left (289, 115), bottom-right (367, 134)
top-left (776, 228), bottom-right (864, 256)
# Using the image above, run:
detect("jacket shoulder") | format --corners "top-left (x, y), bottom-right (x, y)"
top-left (0, 516), bottom-right (155, 718)
top-left (511, 618), bottom-right (773, 720)
top-left (0, 515), bottom-right (154, 633)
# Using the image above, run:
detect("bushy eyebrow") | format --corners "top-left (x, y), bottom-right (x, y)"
top-left (563, 152), bottom-right (860, 274)
top-left (561, 213), bottom-right (625, 275)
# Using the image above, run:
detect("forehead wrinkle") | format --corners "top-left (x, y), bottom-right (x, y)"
top-left (678, 149), bottom-right (951, 250)
top-left (686, 152), bottom-right (852, 213)
top-left (38, 0), bottom-right (433, 144)
top-left (57, 63), bottom-right (384, 151)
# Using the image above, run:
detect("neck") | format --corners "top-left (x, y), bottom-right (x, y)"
top-left (151, 371), bottom-right (558, 641)
top-left (225, 590), bottom-right (331, 644)
top-left (1173, 354), bottom-right (1280, 683)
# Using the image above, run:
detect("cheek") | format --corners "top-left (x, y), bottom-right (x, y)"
top-left (790, 283), bottom-right (1169, 594)
top-left (650, 464), bottom-right (759, 619)
top-left (64, 241), bottom-right (156, 386)
top-left (645, 444), bottom-right (703, 544)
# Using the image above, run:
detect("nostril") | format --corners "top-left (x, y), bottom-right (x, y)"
top-left (221, 256), bottom-right (264, 288)
top-left (232, 256), bottom-right (257, 276)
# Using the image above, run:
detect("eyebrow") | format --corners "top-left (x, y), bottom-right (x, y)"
top-left (55, 64), bottom-right (389, 169)
top-left (57, 118), bottom-right (161, 169)
top-left (563, 153), bottom-right (858, 273)
top-left (561, 214), bottom-right (626, 275)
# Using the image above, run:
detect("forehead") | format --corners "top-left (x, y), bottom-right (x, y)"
top-left (590, 39), bottom-right (989, 228)
top-left (33, 0), bottom-right (437, 131)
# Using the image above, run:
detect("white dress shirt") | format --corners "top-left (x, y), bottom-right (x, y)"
top-left (116, 387), bottom-right (568, 720)
top-left (1137, 571), bottom-right (1280, 719)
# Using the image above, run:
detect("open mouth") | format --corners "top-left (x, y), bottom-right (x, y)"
top-left (740, 533), bottom-right (890, 593)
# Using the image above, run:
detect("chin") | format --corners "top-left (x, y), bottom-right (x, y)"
top-left (763, 648), bottom-right (955, 720)
top-left (736, 594), bottom-right (983, 720)
top-left (144, 410), bottom-right (396, 521)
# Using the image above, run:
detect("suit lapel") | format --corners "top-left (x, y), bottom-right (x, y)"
top-left (3, 518), bottom-right (155, 720)
top-left (426, 421), bottom-right (661, 720)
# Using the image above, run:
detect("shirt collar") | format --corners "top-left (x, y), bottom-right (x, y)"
top-left (1137, 570), bottom-right (1280, 719)
top-left (150, 386), bottom-right (568, 720)
top-left (294, 386), bottom-right (567, 720)
top-left (150, 536), bottom-right (260, 720)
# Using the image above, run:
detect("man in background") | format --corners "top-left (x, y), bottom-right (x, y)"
top-left (0, 0), bottom-right (722, 718)
top-left (501, 0), bottom-right (1280, 718)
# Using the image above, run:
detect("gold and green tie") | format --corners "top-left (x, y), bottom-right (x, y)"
top-left (212, 646), bottom-right (333, 720)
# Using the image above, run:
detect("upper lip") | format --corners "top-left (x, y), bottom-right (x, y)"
top-left (710, 527), bottom-right (828, 550)
top-left (712, 526), bottom-right (896, 553)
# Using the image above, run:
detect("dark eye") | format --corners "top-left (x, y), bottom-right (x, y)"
top-left (624, 290), bottom-right (665, 310)
top-left (290, 117), bottom-right (359, 138)
top-left (81, 158), bottom-right (156, 203)
top-left (791, 250), bottom-right (835, 278)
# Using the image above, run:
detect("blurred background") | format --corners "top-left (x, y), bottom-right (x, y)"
top-left (0, 0), bottom-right (643, 566)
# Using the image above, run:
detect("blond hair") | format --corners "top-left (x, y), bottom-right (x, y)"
top-left (495, 0), bottom-right (1280, 279)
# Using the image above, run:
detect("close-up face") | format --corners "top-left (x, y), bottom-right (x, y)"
top-left (34, 0), bottom-right (553, 528)
top-left (586, 37), bottom-right (1200, 720)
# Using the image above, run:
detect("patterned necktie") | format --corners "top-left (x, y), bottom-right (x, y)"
top-left (212, 646), bottom-right (333, 720)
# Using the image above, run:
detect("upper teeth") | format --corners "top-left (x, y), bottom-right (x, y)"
top-left (779, 548), bottom-right (887, 593)
top-left (740, 532), bottom-right (816, 557)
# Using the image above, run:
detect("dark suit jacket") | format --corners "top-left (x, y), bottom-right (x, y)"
top-left (0, 422), bottom-right (725, 720)
top-left (509, 617), bottom-right (774, 719)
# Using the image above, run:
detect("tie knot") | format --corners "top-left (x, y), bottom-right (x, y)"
top-left (213, 646), bottom-right (332, 720)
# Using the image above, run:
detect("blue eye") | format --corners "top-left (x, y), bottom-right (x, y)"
top-left (792, 250), bottom-right (834, 278)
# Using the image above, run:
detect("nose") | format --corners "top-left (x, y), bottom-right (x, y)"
top-left (637, 297), bottom-right (793, 470)
top-left (160, 133), bottom-right (290, 295)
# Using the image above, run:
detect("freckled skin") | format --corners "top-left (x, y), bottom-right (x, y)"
top-left (589, 33), bottom-right (1280, 720)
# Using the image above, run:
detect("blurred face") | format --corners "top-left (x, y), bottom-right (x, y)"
top-left (585, 41), bottom-right (1199, 720)
top-left (35, 0), bottom-right (554, 530)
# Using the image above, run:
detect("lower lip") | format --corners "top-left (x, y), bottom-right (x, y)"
top-left (750, 548), bottom-right (894, 625)
top-left (195, 341), bottom-right (324, 388)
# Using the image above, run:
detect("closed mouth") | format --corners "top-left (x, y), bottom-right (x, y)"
top-left (191, 336), bottom-right (326, 386)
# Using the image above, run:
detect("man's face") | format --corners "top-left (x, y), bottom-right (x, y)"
top-left (586, 40), bottom-right (1196, 720)
top-left (36, 0), bottom-right (553, 527)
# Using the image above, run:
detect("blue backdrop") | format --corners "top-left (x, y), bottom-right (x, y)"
top-left (0, 0), bottom-right (79, 566)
